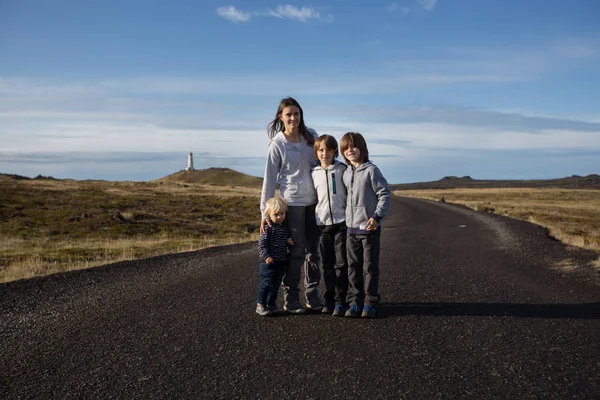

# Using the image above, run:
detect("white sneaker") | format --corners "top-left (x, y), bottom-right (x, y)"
top-left (256, 304), bottom-right (273, 317)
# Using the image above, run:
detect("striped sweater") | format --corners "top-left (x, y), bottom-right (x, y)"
top-left (258, 222), bottom-right (291, 261)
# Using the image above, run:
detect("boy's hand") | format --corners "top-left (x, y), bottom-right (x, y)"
top-left (287, 238), bottom-right (294, 246)
top-left (260, 218), bottom-right (273, 235)
top-left (265, 256), bottom-right (274, 264)
top-left (366, 218), bottom-right (379, 231)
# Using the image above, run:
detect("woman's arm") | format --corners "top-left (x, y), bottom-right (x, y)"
top-left (260, 142), bottom-right (282, 234)
top-left (260, 142), bottom-right (282, 219)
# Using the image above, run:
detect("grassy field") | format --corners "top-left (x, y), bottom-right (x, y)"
top-left (394, 188), bottom-right (600, 268)
top-left (3, 176), bottom-right (600, 283)
top-left (0, 177), bottom-right (261, 282)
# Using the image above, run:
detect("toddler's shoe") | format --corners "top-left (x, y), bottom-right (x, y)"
top-left (344, 305), bottom-right (362, 318)
top-left (332, 304), bottom-right (347, 317)
top-left (361, 305), bottom-right (377, 318)
top-left (256, 304), bottom-right (273, 317)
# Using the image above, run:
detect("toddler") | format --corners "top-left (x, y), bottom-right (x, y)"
top-left (256, 197), bottom-right (294, 316)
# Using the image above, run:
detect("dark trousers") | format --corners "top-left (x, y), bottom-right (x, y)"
top-left (318, 222), bottom-right (348, 305)
top-left (283, 204), bottom-right (321, 308)
top-left (347, 231), bottom-right (381, 306)
top-left (257, 260), bottom-right (286, 307)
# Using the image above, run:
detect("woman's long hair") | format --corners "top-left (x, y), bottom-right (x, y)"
top-left (267, 97), bottom-right (315, 146)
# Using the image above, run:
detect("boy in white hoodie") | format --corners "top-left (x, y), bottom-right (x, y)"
top-left (311, 135), bottom-right (349, 316)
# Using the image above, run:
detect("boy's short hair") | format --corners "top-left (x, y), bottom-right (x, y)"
top-left (264, 197), bottom-right (288, 216)
top-left (340, 132), bottom-right (369, 164)
top-left (314, 134), bottom-right (339, 159)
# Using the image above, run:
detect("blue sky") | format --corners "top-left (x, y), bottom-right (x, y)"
top-left (0, 0), bottom-right (599, 183)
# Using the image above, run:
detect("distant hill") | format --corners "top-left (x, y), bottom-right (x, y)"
top-left (390, 174), bottom-right (600, 190)
top-left (156, 168), bottom-right (263, 188)
top-left (0, 173), bottom-right (56, 181)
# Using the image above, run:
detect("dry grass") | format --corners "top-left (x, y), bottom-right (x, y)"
top-left (0, 178), bottom-right (262, 282)
top-left (394, 188), bottom-right (600, 255)
top-left (0, 233), bottom-right (259, 283)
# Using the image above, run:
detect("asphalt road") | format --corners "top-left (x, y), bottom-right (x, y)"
top-left (1, 196), bottom-right (599, 399)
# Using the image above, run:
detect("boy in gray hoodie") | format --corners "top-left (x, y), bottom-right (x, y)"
top-left (311, 135), bottom-right (349, 316)
top-left (340, 132), bottom-right (391, 318)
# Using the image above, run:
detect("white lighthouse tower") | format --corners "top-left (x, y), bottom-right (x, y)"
top-left (186, 152), bottom-right (195, 171)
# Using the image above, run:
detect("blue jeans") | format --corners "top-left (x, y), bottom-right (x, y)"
top-left (257, 260), bottom-right (287, 307)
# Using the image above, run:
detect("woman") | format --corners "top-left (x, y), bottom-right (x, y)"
top-left (260, 97), bottom-right (322, 314)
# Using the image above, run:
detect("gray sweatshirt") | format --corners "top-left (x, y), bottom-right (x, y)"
top-left (343, 161), bottom-right (391, 234)
top-left (260, 130), bottom-right (319, 218)
top-left (311, 160), bottom-right (347, 226)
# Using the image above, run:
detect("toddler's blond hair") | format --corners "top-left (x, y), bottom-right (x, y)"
top-left (264, 197), bottom-right (288, 217)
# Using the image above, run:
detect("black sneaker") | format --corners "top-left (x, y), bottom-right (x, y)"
top-left (321, 303), bottom-right (335, 314)
top-left (361, 305), bottom-right (377, 318)
top-left (305, 303), bottom-right (323, 312)
top-left (344, 305), bottom-right (362, 318)
top-left (332, 304), bottom-right (347, 317)
top-left (284, 304), bottom-right (307, 314)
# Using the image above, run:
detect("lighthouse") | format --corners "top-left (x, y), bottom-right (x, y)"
top-left (186, 152), bottom-right (194, 171)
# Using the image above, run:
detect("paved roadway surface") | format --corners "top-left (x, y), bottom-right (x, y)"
top-left (1, 196), bottom-right (599, 399)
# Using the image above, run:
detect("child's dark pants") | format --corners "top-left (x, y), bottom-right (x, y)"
top-left (318, 222), bottom-right (348, 305)
top-left (257, 260), bottom-right (287, 307)
top-left (346, 231), bottom-right (381, 306)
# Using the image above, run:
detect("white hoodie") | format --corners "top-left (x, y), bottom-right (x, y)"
top-left (311, 160), bottom-right (348, 226)
top-left (260, 130), bottom-right (319, 218)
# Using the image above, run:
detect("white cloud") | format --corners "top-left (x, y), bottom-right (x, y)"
top-left (387, 3), bottom-right (410, 14)
top-left (417, 0), bottom-right (437, 11)
top-left (216, 4), bottom-right (332, 23)
top-left (552, 39), bottom-right (599, 60)
top-left (216, 6), bottom-right (252, 23)
top-left (2, 91), bottom-right (598, 182)
top-left (268, 5), bottom-right (331, 22)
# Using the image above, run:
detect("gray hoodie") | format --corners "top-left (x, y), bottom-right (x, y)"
top-left (343, 161), bottom-right (391, 234)
top-left (260, 130), bottom-right (319, 218)
top-left (311, 160), bottom-right (348, 226)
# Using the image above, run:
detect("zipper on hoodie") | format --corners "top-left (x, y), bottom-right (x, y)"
top-left (324, 169), bottom-right (334, 224)
top-left (331, 172), bottom-right (337, 194)
top-left (348, 166), bottom-right (355, 228)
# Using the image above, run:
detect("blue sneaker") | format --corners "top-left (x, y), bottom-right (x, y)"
top-left (361, 305), bottom-right (377, 318)
top-left (332, 304), bottom-right (347, 317)
top-left (344, 305), bottom-right (362, 318)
